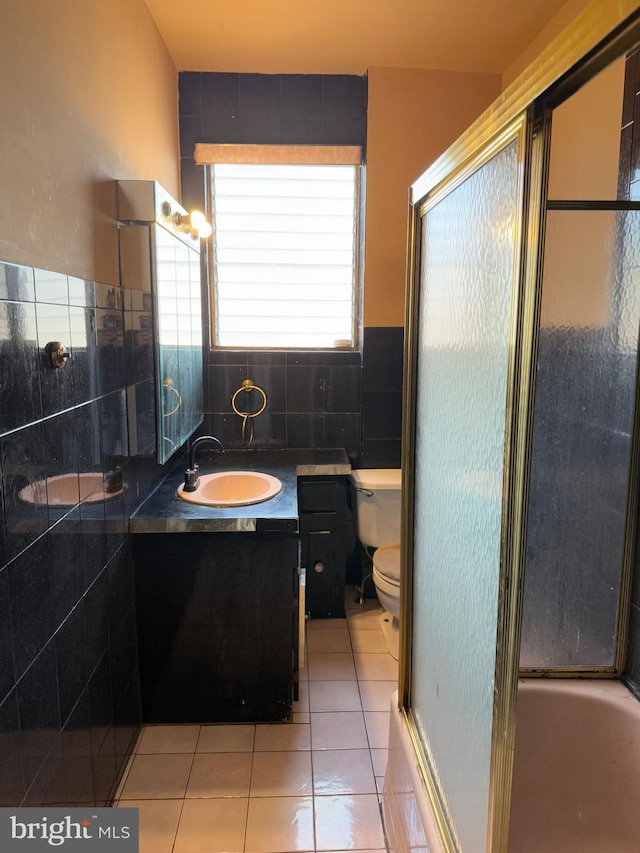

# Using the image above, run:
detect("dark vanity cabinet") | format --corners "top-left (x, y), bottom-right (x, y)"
top-left (133, 532), bottom-right (299, 723)
top-left (298, 476), bottom-right (350, 618)
top-left (130, 450), bottom-right (350, 723)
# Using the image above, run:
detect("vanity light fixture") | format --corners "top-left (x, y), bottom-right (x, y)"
top-left (160, 201), bottom-right (212, 240)
top-left (187, 210), bottom-right (213, 239)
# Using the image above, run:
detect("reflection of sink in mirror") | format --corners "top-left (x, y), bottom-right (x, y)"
top-left (177, 471), bottom-right (282, 507)
top-left (19, 472), bottom-right (123, 507)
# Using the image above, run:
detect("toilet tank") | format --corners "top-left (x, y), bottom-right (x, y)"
top-left (349, 468), bottom-right (402, 548)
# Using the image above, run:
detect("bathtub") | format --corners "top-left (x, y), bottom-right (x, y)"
top-left (509, 678), bottom-right (640, 852)
top-left (384, 680), bottom-right (640, 853)
top-left (383, 693), bottom-right (445, 853)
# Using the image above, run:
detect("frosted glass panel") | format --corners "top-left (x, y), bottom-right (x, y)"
top-left (521, 210), bottom-right (640, 668)
top-left (411, 139), bottom-right (520, 851)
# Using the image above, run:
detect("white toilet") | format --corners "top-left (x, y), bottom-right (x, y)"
top-left (349, 468), bottom-right (402, 659)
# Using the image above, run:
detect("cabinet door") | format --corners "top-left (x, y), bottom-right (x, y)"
top-left (135, 532), bottom-right (297, 723)
top-left (301, 513), bottom-right (345, 618)
top-left (298, 478), bottom-right (340, 512)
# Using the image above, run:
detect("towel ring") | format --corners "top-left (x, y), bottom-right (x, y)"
top-left (231, 379), bottom-right (267, 418)
top-left (163, 379), bottom-right (182, 417)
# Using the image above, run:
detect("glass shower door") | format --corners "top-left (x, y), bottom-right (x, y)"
top-left (404, 116), bottom-right (532, 852)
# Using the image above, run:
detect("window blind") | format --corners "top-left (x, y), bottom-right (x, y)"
top-left (211, 163), bottom-right (358, 349)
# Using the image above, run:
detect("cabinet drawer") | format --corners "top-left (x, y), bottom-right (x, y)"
top-left (298, 479), bottom-right (340, 512)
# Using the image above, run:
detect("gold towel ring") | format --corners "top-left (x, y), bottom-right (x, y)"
top-left (163, 379), bottom-right (182, 417)
top-left (231, 379), bottom-right (267, 418)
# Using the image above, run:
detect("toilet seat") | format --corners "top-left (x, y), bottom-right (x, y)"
top-left (372, 544), bottom-right (401, 621)
top-left (373, 544), bottom-right (401, 585)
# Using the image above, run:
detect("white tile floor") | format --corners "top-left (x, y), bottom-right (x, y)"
top-left (116, 587), bottom-right (397, 853)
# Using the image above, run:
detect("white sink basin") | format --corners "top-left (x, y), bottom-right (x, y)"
top-left (19, 472), bottom-right (122, 507)
top-left (176, 471), bottom-right (282, 507)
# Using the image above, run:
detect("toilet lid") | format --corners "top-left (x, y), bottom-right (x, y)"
top-left (373, 545), bottom-right (401, 582)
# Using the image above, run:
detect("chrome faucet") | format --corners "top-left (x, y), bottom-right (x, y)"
top-left (183, 435), bottom-right (224, 492)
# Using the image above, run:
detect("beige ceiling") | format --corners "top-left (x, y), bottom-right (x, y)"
top-left (144, 0), bottom-right (573, 76)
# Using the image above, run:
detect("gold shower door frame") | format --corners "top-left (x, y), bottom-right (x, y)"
top-left (400, 110), bottom-right (539, 853)
top-left (398, 3), bottom-right (640, 851)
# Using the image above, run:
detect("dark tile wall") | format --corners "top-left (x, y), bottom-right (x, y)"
top-left (362, 327), bottom-right (404, 468)
top-left (0, 261), bottom-right (164, 807)
top-left (201, 327), bottom-right (404, 468)
top-left (522, 327), bottom-right (635, 667)
top-left (203, 349), bottom-right (363, 466)
top-left (178, 72), bottom-right (367, 212)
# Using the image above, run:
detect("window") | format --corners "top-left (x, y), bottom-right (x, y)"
top-left (207, 157), bottom-right (361, 349)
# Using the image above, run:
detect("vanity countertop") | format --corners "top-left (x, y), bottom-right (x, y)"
top-left (129, 447), bottom-right (351, 534)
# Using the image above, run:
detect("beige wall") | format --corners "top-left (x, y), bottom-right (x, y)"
top-left (0, 0), bottom-right (178, 286)
top-left (363, 0), bottom-right (625, 329)
top-left (548, 56), bottom-right (625, 200)
top-left (501, 0), bottom-right (592, 90)
top-left (542, 56), bottom-right (625, 329)
top-left (363, 67), bottom-right (501, 327)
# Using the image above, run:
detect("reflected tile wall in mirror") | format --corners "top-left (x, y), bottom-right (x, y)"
top-left (36, 302), bottom-right (75, 417)
top-left (0, 263), bottom-right (35, 302)
top-left (0, 300), bottom-right (41, 433)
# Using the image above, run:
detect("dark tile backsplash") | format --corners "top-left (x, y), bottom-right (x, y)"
top-left (201, 327), bottom-right (403, 469)
top-left (203, 349), bottom-right (363, 464)
top-left (0, 260), bottom-right (166, 808)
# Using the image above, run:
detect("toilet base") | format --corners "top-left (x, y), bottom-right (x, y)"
top-left (379, 611), bottom-right (399, 661)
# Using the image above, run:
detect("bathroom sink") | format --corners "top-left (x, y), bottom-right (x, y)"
top-left (19, 472), bottom-right (123, 507)
top-left (176, 471), bottom-right (283, 507)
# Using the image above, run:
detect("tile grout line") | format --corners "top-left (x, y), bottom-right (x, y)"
top-left (179, 724), bottom-right (201, 800)
top-left (125, 593), bottom-right (390, 853)
top-left (169, 792), bottom-right (187, 853)
top-left (306, 633), bottom-right (317, 853)
top-left (241, 725), bottom-right (256, 853)
top-left (347, 605), bottom-right (386, 792)
top-left (113, 728), bottom-right (142, 803)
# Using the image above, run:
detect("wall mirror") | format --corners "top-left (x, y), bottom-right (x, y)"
top-left (117, 181), bottom-right (204, 464)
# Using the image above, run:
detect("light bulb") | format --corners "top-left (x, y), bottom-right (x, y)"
top-left (189, 210), bottom-right (212, 238)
